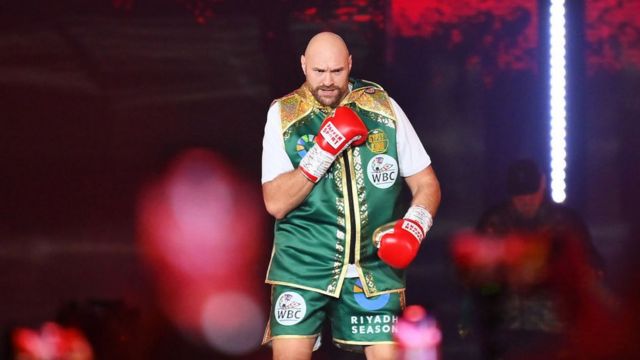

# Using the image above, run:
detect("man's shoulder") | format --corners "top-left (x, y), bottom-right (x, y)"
top-left (271, 85), bottom-right (306, 106)
top-left (540, 202), bottom-right (585, 225)
top-left (346, 79), bottom-right (396, 120)
top-left (480, 202), bottom-right (513, 218)
top-left (352, 78), bottom-right (385, 91)
top-left (476, 202), bottom-right (514, 230)
top-left (271, 87), bottom-right (313, 131)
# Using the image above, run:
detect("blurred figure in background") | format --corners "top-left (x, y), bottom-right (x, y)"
top-left (137, 148), bottom-right (267, 358)
top-left (454, 159), bottom-right (607, 359)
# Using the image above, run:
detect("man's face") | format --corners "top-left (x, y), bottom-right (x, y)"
top-left (511, 179), bottom-right (545, 219)
top-left (301, 52), bottom-right (351, 108)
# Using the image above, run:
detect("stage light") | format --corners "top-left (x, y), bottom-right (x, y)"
top-left (549, 0), bottom-right (567, 203)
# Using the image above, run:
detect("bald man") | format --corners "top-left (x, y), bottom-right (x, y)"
top-left (261, 32), bottom-right (441, 359)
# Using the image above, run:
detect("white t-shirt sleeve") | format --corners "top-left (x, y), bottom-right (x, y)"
top-left (261, 102), bottom-right (294, 184)
top-left (392, 98), bottom-right (431, 177)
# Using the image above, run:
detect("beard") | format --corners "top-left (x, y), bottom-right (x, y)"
top-left (310, 84), bottom-right (348, 108)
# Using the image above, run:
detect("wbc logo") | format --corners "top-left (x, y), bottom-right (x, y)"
top-left (367, 154), bottom-right (399, 189)
top-left (275, 291), bottom-right (306, 326)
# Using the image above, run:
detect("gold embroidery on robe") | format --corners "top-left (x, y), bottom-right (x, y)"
top-left (342, 87), bottom-right (396, 121)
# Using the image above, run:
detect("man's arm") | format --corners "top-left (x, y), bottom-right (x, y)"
top-left (262, 169), bottom-right (314, 220)
top-left (262, 107), bottom-right (368, 220)
top-left (261, 101), bottom-right (314, 220)
top-left (405, 165), bottom-right (441, 217)
top-left (376, 165), bottom-right (440, 269)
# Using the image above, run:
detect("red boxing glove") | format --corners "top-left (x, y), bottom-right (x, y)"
top-left (377, 205), bottom-right (433, 269)
top-left (299, 107), bottom-right (368, 182)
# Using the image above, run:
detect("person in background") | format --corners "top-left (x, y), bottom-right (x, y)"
top-left (260, 32), bottom-right (441, 360)
top-left (458, 158), bottom-right (604, 359)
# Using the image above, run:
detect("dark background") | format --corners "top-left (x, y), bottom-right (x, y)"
top-left (1, 0), bottom-right (639, 358)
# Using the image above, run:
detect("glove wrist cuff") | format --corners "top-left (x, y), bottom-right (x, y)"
top-left (398, 220), bottom-right (425, 244)
top-left (298, 144), bottom-right (336, 183)
top-left (404, 205), bottom-right (433, 236)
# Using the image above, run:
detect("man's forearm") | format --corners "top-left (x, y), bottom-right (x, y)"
top-left (406, 166), bottom-right (441, 217)
top-left (376, 166), bottom-right (440, 269)
top-left (262, 168), bottom-right (314, 219)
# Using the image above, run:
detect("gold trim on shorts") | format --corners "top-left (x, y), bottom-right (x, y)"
top-left (262, 315), bottom-right (320, 346)
top-left (265, 280), bottom-right (341, 298)
top-left (333, 338), bottom-right (396, 345)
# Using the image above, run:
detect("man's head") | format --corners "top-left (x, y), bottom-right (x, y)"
top-left (507, 159), bottom-right (546, 219)
top-left (301, 32), bottom-right (352, 108)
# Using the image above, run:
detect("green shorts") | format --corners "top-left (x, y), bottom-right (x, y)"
top-left (262, 278), bottom-right (405, 351)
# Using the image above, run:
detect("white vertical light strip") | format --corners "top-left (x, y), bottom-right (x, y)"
top-left (549, 0), bottom-right (567, 203)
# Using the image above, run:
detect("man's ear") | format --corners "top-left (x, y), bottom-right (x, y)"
top-left (301, 55), bottom-right (307, 75)
top-left (348, 54), bottom-right (352, 72)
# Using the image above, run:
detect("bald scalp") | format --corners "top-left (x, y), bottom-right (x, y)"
top-left (304, 32), bottom-right (350, 58)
